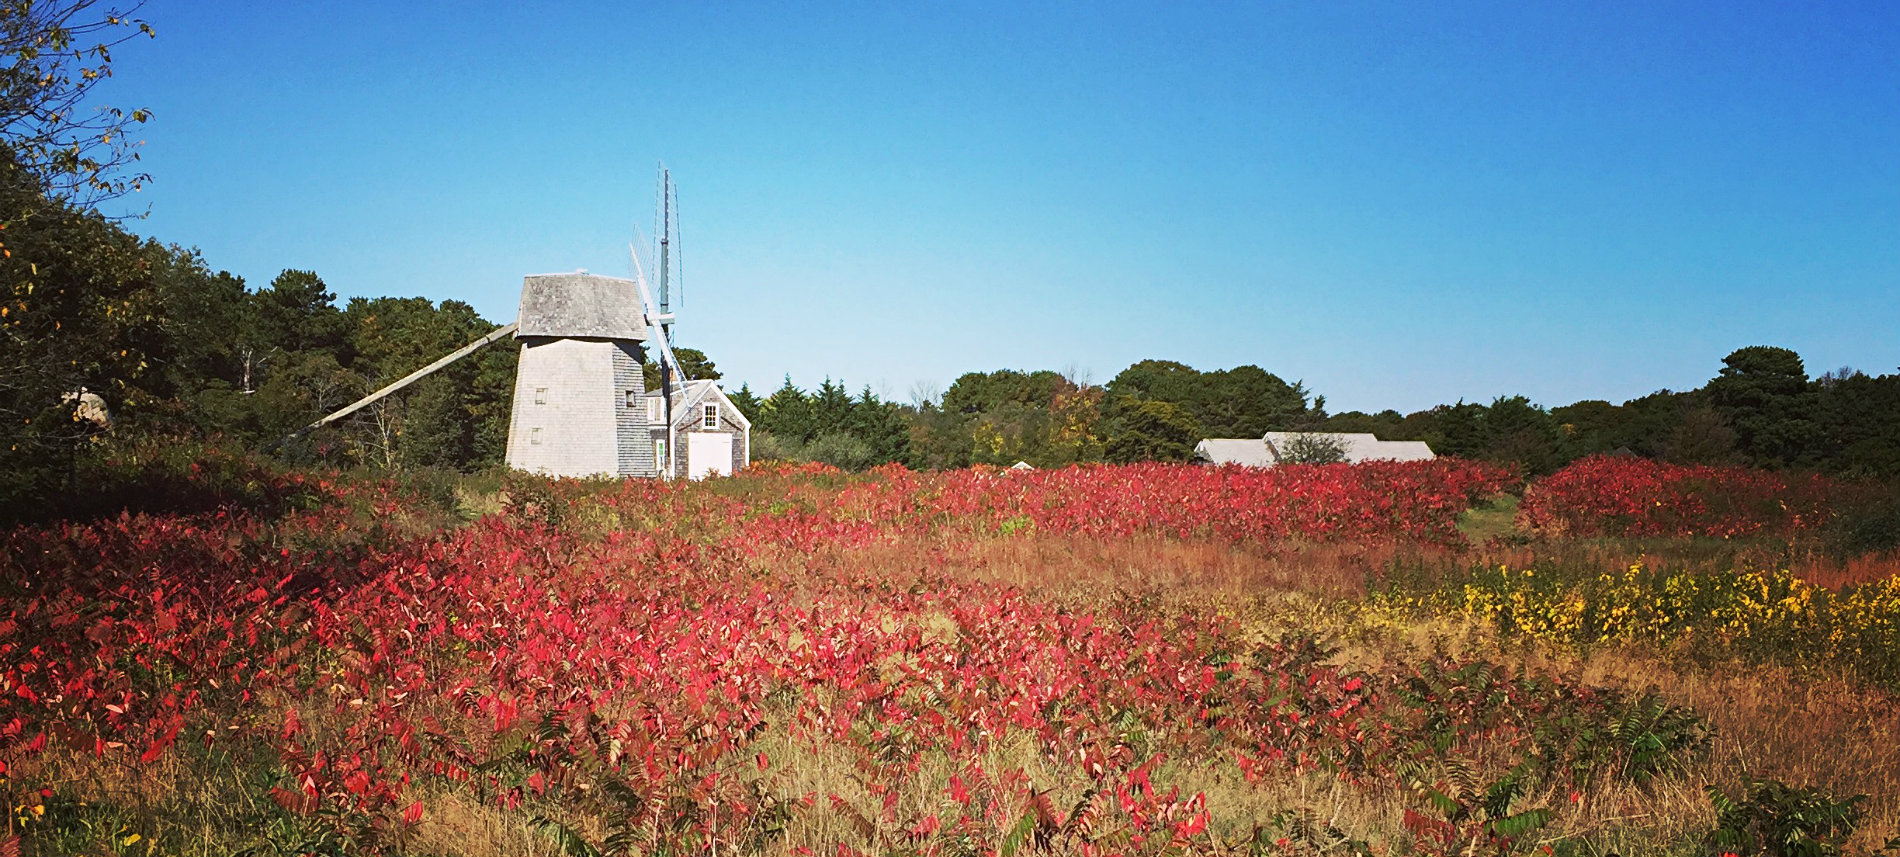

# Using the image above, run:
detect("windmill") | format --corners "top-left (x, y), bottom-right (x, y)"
top-left (280, 170), bottom-right (748, 479)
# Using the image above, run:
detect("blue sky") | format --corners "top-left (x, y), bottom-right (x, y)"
top-left (105, 1), bottom-right (1899, 413)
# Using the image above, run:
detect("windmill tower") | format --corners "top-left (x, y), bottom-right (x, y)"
top-left (278, 170), bottom-right (744, 479)
top-left (502, 272), bottom-right (657, 478)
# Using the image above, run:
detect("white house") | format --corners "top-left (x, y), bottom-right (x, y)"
top-left (645, 380), bottom-right (752, 480)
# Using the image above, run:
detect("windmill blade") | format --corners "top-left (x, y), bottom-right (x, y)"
top-left (269, 321), bottom-right (520, 452)
top-left (628, 243), bottom-right (688, 393)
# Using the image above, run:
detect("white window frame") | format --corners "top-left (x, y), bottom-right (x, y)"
top-left (534, 387), bottom-right (548, 405)
top-left (646, 397), bottom-right (664, 424)
top-left (701, 403), bottom-right (719, 429)
top-left (654, 437), bottom-right (667, 467)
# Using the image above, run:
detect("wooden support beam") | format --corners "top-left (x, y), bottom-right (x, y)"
top-left (269, 321), bottom-right (519, 452)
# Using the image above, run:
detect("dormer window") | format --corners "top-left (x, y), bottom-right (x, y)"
top-left (702, 403), bottom-right (719, 429)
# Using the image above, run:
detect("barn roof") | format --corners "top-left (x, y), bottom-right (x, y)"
top-left (1196, 433), bottom-right (1436, 466)
top-left (516, 272), bottom-right (649, 340)
top-left (1194, 438), bottom-right (1274, 467)
top-left (1265, 432), bottom-right (1436, 463)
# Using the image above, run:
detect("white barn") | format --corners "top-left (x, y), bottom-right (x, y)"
top-left (1194, 432), bottom-right (1435, 467)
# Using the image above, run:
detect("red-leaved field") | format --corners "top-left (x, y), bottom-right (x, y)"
top-left (2, 459), bottom-right (1896, 856)
top-left (1517, 456), bottom-right (1847, 539)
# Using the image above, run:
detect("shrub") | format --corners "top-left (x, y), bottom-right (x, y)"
top-left (1518, 456), bottom-right (1842, 539)
top-left (1706, 780), bottom-right (1865, 857)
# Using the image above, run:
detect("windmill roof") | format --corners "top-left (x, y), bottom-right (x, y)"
top-left (516, 272), bottom-right (649, 340)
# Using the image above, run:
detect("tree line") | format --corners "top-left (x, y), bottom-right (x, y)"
top-left (722, 348), bottom-right (1900, 481)
top-left (4, 2), bottom-right (1896, 515)
top-left (8, 131), bottom-right (1897, 505)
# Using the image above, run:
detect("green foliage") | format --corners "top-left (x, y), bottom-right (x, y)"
top-left (1707, 346), bottom-right (1820, 469)
top-left (1323, 408), bottom-right (1406, 438)
top-left (0, 150), bottom-right (157, 508)
top-left (905, 398), bottom-right (974, 470)
top-left (1106, 359), bottom-right (1319, 439)
top-left (1531, 691), bottom-right (1709, 788)
top-left (1252, 807), bottom-right (1375, 856)
top-left (931, 369), bottom-right (1104, 467)
top-left (341, 295), bottom-right (514, 469)
top-left (1706, 780), bottom-right (1865, 857)
top-left (254, 269), bottom-right (350, 359)
top-left (1483, 395), bottom-right (1565, 475)
top-left (1665, 400), bottom-right (1741, 465)
top-left (642, 345), bottom-right (719, 390)
top-left (1103, 396), bottom-right (1199, 463)
top-left (1400, 397), bottom-right (1564, 474)
top-left (0, 0), bottom-right (157, 205)
top-left (1278, 432), bottom-right (1348, 464)
top-left (1551, 390), bottom-right (1693, 462)
top-left (1824, 487), bottom-right (1900, 558)
top-left (1815, 370), bottom-right (1900, 479)
top-left (727, 382), bottom-right (762, 422)
top-left (750, 376), bottom-right (910, 470)
top-left (804, 430), bottom-right (878, 470)
top-left (1398, 759), bottom-right (1554, 857)
top-left (997, 513), bottom-right (1033, 536)
top-left (943, 368), bottom-right (1067, 415)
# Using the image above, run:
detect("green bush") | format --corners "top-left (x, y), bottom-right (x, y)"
top-left (1705, 780), bottom-right (1865, 857)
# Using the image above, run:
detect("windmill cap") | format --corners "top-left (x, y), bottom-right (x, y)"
top-left (517, 272), bottom-right (649, 340)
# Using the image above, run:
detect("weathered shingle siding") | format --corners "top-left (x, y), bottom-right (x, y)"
top-left (612, 343), bottom-right (656, 477)
top-left (507, 338), bottom-right (616, 477)
top-left (672, 390), bottom-right (747, 479)
top-left (637, 382), bottom-right (751, 479)
top-left (504, 338), bottom-right (658, 478)
top-left (517, 273), bottom-right (648, 340)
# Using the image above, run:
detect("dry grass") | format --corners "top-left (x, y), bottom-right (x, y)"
top-left (782, 530), bottom-right (1900, 853)
top-left (1791, 549), bottom-right (1900, 591)
top-left (1306, 607), bottom-right (1900, 852)
top-left (406, 786), bottom-right (565, 857)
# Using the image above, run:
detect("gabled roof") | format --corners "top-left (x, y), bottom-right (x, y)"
top-left (1196, 433), bottom-right (1436, 466)
top-left (647, 380), bottom-right (753, 430)
top-left (1265, 432), bottom-right (1435, 463)
top-left (517, 272), bottom-right (648, 340)
top-left (1194, 438), bottom-right (1275, 467)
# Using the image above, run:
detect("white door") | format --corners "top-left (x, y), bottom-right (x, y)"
top-left (687, 432), bottom-right (734, 480)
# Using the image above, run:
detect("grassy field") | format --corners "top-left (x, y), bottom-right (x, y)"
top-left (2, 457), bottom-right (1896, 857)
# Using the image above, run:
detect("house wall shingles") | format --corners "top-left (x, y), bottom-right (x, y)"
top-left (505, 338), bottom-right (658, 478)
top-left (646, 389), bottom-right (750, 479)
top-left (611, 343), bottom-right (657, 477)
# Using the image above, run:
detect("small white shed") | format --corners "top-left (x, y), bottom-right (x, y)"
top-left (645, 380), bottom-right (752, 480)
